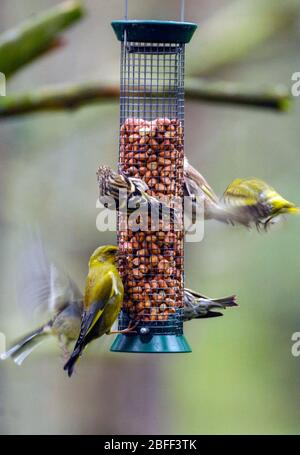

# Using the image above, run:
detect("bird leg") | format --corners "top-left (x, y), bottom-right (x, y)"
top-left (58, 336), bottom-right (70, 360)
top-left (59, 341), bottom-right (70, 361)
top-left (108, 320), bottom-right (139, 335)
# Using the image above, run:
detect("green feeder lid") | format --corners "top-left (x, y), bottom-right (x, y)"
top-left (111, 20), bottom-right (197, 44)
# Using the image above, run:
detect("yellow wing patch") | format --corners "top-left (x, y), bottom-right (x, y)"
top-left (85, 306), bottom-right (106, 336)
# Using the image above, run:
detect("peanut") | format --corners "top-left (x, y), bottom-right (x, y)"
top-left (118, 117), bottom-right (184, 323)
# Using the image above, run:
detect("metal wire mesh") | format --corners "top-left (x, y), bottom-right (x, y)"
top-left (120, 42), bottom-right (185, 124)
top-left (117, 40), bottom-right (185, 335)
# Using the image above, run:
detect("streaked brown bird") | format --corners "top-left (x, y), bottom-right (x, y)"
top-left (183, 157), bottom-right (248, 226)
top-left (184, 158), bottom-right (300, 229)
top-left (97, 165), bottom-right (179, 224)
top-left (183, 288), bottom-right (238, 321)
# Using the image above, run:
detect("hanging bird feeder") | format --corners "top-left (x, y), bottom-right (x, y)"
top-left (110, 1), bottom-right (197, 353)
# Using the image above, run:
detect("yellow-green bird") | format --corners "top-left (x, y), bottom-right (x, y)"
top-left (1, 235), bottom-right (236, 367)
top-left (223, 177), bottom-right (300, 229)
top-left (64, 245), bottom-right (124, 377)
top-left (184, 158), bottom-right (300, 229)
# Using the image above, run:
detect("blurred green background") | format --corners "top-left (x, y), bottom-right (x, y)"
top-left (0, 0), bottom-right (300, 435)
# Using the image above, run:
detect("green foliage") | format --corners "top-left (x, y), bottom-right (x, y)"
top-left (0, 0), bottom-right (84, 78)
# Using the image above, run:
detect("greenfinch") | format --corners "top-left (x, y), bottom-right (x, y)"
top-left (1, 235), bottom-right (83, 365)
top-left (64, 245), bottom-right (124, 377)
top-left (184, 158), bottom-right (300, 229)
top-left (223, 177), bottom-right (300, 229)
top-left (183, 288), bottom-right (238, 321)
top-left (1, 234), bottom-right (237, 368)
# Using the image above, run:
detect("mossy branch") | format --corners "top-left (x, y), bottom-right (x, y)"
top-left (0, 78), bottom-right (292, 119)
top-left (0, 0), bottom-right (85, 78)
top-left (185, 78), bottom-right (292, 111)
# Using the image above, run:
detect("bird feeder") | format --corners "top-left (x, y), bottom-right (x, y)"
top-left (110, 2), bottom-right (197, 353)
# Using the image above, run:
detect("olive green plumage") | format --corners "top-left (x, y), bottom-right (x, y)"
top-left (184, 158), bottom-right (300, 229)
top-left (223, 177), bottom-right (300, 229)
top-left (1, 236), bottom-right (237, 369)
top-left (64, 245), bottom-right (124, 377)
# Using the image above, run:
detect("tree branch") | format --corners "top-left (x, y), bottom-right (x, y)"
top-left (0, 78), bottom-right (292, 119)
top-left (185, 78), bottom-right (291, 111)
top-left (0, 0), bottom-right (85, 78)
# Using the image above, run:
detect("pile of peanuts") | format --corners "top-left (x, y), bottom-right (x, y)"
top-left (118, 117), bottom-right (184, 322)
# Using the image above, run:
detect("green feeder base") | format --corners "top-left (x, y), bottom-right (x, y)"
top-left (110, 333), bottom-right (191, 353)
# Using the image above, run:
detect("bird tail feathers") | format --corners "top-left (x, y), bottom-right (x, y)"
top-left (0, 325), bottom-right (49, 365)
top-left (211, 295), bottom-right (238, 308)
top-left (63, 345), bottom-right (82, 377)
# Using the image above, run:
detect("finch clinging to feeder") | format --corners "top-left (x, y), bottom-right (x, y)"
top-left (64, 245), bottom-right (124, 377)
top-left (1, 235), bottom-right (238, 366)
top-left (183, 288), bottom-right (238, 321)
top-left (97, 165), bottom-right (179, 224)
top-left (223, 177), bottom-right (300, 230)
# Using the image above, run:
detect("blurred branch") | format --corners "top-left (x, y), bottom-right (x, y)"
top-left (0, 83), bottom-right (119, 118)
top-left (188, 0), bottom-right (300, 76)
top-left (0, 79), bottom-right (292, 119)
top-left (0, 0), bottom-right (85, 78)
top-left (185, 78), bottom-right (291, 111)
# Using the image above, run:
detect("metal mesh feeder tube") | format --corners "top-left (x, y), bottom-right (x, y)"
top-left (110, 20), bottom-right (197, 353)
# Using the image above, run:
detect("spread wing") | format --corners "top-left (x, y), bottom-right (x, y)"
top-left (18, 231), bottom-right (82, 319)
top-left (184, 288), bottom-right (209, 301)
top-left (223, 178), bottom-right (261, 207)
top-left (184, 174), bottom-right (218, 206)
top-left (223, 178), bottom-right (275, 225)
top-left (184, 158), bottom-right (219, 204)
top-left (48, 263), bottom-right (82, 314)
